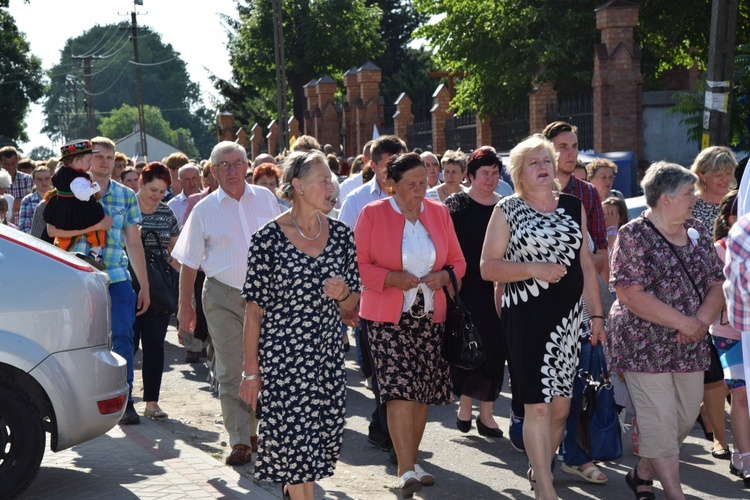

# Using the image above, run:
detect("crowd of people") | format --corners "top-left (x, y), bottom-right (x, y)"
top-left (3, 126), bottom-right (750, 500)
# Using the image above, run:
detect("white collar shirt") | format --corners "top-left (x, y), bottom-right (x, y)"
top-left (171, 183), bottom-right (281, 290)
top-left (167, 192), bottom-right (189, 228)
top-left (339, 177), bottom-right (387, 228)
top-left (336, 171), bottom-right (363, 209)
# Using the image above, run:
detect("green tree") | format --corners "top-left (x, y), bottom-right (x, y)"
top-left (99, 104), bottom-right (199, 159)
top-left (415, 0), bottom-right (750, 115)
top-left (670, 44), bottom-right (750, 149)
top-left (0, 0), bottom-right (45, 142)
top-left (222, 0), bottom-right (384, 128)
top-left (367, 0), bottom-right (436, 120)
top-left (28, 146), bottom-right (54, 161)
top-left (414, 0), bottom-right (601, 115)
top-left (42, 24), bottom-right (214, 157)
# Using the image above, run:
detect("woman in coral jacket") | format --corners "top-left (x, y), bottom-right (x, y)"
top-left (354, 152), bottom-right (466, 498)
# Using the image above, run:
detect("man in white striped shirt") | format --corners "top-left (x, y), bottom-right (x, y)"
top-left (172, 141), bottom-right (281, 466)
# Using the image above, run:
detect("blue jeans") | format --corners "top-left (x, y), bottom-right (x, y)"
top-left (562, 338), bottom-right (593, 466)
top-left (110, 281), bottom-right (136, 398)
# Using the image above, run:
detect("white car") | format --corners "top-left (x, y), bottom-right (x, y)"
top-left (0, 225), bottom-right (128, 498)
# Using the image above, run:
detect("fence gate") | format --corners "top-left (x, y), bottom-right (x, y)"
top-left (444, 113), bottom-right (476, 153)
top-left (490, 106), bottom-right (530, 152)
top-left (546, 93), bottom-right (594, 151)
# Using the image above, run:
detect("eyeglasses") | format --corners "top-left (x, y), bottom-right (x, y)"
top-left (216, 160), bottom-right (247, 172)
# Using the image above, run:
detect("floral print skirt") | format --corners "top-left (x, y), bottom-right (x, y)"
top-left (367, 292), bottom-right (453, 405)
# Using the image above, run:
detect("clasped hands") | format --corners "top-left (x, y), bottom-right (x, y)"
top-left (387, 270), bottom-right (447, 291)
top-left (676, 315), bottom-right (708, 345)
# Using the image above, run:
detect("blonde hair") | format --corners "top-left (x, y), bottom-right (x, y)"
top-left (690, 146), bottom-right (737, 194)
top-left (507, 134), bottom-right (557, 196)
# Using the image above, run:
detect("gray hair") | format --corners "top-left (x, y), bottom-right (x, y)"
top-left (278, 151), bottom-right (328, 202)
top-left (441, 149), bottom-right (467, 171)
top-left (178, 162), bottom-right (201, 180)
top-left (210, 141), bottom-right (247, 166)
top-left (641, 161), bottom-right (698, 208)
top-left (0, 169), bottom-right (11, 189)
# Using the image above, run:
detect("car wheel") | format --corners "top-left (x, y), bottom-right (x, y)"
top-left (0, 383), bottom-right (45, 499)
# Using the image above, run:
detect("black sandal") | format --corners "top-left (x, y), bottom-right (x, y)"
top-left (625, 465), bottom-right (655, 500)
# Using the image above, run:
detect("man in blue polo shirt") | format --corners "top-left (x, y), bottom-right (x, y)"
top-left (46, 136), bottom-right (150, 425)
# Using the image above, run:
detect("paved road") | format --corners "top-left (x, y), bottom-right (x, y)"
top-left (18, 325), bottom-right (749, 499)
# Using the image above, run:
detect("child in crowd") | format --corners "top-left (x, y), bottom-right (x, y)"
top-left (43, 139), bottom-right (106, 269)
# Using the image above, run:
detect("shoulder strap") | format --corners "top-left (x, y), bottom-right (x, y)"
top-left (640, 217), bottom-right (703, 301)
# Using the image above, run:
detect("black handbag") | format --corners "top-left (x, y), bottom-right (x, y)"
top-left (576, 342), bottom-right (623, 461)
top-left (129, 230), bottom-right (179, 315)
top-left (440, 264), bottom-right (486, 370)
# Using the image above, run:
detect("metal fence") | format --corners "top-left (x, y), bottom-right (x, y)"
top-left (490, 106), bottom-right (530, 152)
top-left (444, 113), bottom-right (476, 153)
top-left (382, 103), bottom-right (396, 136)
top-left (546, 93), bottom-right (594, 151)
top-left (406, 118), bottom-right (433, 151)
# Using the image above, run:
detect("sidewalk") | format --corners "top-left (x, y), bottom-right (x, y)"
top-left (18, 417), bottom-right (278, 499)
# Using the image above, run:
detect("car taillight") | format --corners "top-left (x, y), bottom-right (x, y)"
top-left (97, 394), bottom-right (127, 415)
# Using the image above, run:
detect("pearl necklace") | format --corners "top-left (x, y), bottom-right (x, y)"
top-left (291, 212), bottom-right (322, 241)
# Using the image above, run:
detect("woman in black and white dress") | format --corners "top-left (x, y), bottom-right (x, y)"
top-left (240, 151), bottom-right (360, 500)
top-left (481, 134), bottom-right (604, 500)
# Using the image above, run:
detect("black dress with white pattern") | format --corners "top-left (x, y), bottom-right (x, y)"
top-left (499, 194), bottom-right (584, 404)
top-left (241, 218), bottom-right (360, 485)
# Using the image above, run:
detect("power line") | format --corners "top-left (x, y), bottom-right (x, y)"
top-left (129, 57), bottom-right (178, 67)
top-left (83, 63), bottom-right (130, 96)
top-left (77, 23), bottom-right (121, 57)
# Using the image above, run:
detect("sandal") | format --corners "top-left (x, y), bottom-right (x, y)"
top-left (281, 484), bottom-right (291, 500)
top-left (398, 471), bottom-right (422, 498)
top-left (527, 467), bottom-right (536, 491)
top-left (561, 462), bottom-right (608, 484)
top-left (625, 464), bottom-right (655, 500)
top-left (143, 408), bottom-right (168, 420)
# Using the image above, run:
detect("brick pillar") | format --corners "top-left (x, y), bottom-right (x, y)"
top-left (236, 127), bottom-right (249, 149)
top-left (476, 114), bottom-right (492, 148)
top-left (316, 75), bottom-right (340, 152)
top-left (250, 123), bottom-right (264, 158)
top-left (393, 93), bottom-right (414, 143)
top-left (303, 79), bottom-right (318, 136)
top-left (528, 81), bottom-right (558, 134)
top-left (288, 116), bottom-right (301, 142)
top-left (593, 0), bottom-right (642, 156)
top-left (218, 112), bottom-right (235, 142)
top-left (357, 61), bottom-right (382, 148)
top-left (343, 66), bottom-right (359, 157)
top-left (431, 84), bottom-right (451, 154)
top-left (266, 120), bottom-right (279, 156)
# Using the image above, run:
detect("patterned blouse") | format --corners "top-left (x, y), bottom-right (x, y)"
top-left (606, 216), bottom-right (724, 373)
top-left (692, 198), bottom-right (720, 237)
top-left (139, 203), bottom-right (180, 258)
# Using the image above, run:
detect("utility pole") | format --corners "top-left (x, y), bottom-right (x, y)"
top-left (131, 8), bottom-right (148, 160)
top-left (272, 0), bottom-right (288, 153)
top-left (71, 56), bottom-right (99, 138)
top-left (702, 0), bottom-right (738, 148)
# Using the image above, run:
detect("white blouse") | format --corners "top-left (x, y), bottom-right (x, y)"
top-left (389, 197), bottom-right (437, 313)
